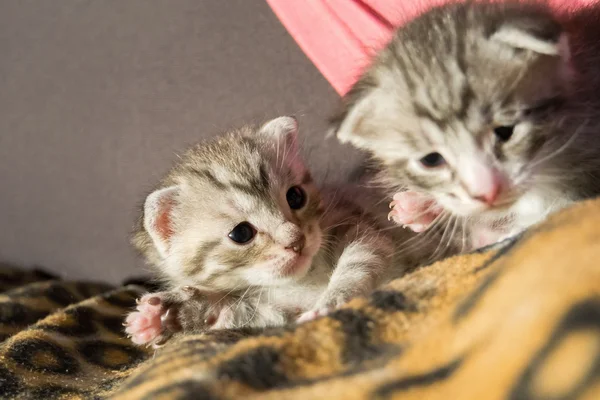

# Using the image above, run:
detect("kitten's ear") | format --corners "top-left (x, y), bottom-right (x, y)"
top-left (258, 116), bottom-right (299, 150)
top-left (329, 88), bottom-right (377, 149)
top-left (143, 185), bottom-right (179, 258)
top-left (491, 15), bottom-right (568, 58)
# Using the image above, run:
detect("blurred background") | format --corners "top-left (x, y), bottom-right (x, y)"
top-left (0, 0), bottom-right (363, 283)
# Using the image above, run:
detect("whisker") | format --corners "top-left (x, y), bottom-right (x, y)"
top-left (239, 287), bottom-right (263, 328)
top-left (205, 284), bottom-right (242, 314)
top-left (430, 215), bottom-right (454, 262)
top-left (528, 122), bottom-right (586, 171)
top-left (222, 286), bottom-right (251, 316)
top-left (388, 211), bottom-right (450, 259)
top-left (460, 217), bottom-right (468, 254)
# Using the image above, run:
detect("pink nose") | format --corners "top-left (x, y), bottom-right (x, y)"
top-left (461, 160), bottom-right (504, 207)
top-left (472, 179), bottom-right (501, 205)
top-left (475, 186), bottom-right (500, 206)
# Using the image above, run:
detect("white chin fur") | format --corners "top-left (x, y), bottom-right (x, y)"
top-left (439, 196), bottom-right (486, 217)
top-left (241, 257), bottom-right (310, 286)
top-left (238, 231), bottom-right (322, 287)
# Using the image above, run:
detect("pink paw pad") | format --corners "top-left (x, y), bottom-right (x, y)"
top-left (124, 295), bottom-right (166, 345)
top-left (388, 191), bottom-right (442, 233)
top-left (297, 307), bottom-right (331, 323)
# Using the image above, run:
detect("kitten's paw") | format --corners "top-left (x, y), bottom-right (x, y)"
top-left (297, 307), bottom-right (332, 323)
top-left (124, 293), bottom-right (180, 347)
top-left (388, 191), bottom-right (442, 232)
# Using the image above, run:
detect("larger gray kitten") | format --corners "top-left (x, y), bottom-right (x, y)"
top-left (331, 1), bottom-right (600, 250)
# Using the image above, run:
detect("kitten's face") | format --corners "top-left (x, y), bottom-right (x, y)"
top-left (332, 4), bottom-right (573, 218)
top-left (144, 117), bottom-right (324, 290)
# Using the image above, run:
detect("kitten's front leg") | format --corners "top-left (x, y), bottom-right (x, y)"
top-left (388, 191), bottom-right (443, 232)
top-left (125, 287), bottom-right (290, 346)
top-left (298, 232), bottom-right (393, 322)
top-left (124, 287), bottom-right (218, 348)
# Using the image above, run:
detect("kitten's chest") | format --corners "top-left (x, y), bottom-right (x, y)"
top-left (266, 255), bottom-right (334, 310)
top-left (473, 189), bottom-right (573, 247)
top-left (267, 281), bottom-right (327, 311)
top-left (510, 189), bottom-right (572, 230)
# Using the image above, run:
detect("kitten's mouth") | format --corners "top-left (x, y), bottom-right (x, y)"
top-left (278, 256), bottom-right (309, 277)
top-left (476, 189), bottom-right (521, 214)
top-left (279, 246), bottom-right (314, 277)
top-left (446, 189), bottom-right (517, 216)
top-left (277, 232), bottom-right (320, 278)
top-left (458, 201), bottom-right (512, 216)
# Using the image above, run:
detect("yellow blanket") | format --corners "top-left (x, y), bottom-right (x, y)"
top-left (1, 199), bottom-right (599, 399)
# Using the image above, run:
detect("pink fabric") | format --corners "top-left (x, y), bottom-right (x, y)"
top-left (266, 0), bottom-right (597, 96)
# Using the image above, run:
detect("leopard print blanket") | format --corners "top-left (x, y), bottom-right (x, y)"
top-left (1, 199), bottom-right (599, 399)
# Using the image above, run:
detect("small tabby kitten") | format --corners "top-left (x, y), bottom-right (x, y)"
top-left (331, 2), bottom-right (600, 250)
top-left (125, 117), bottom-right (426, 347)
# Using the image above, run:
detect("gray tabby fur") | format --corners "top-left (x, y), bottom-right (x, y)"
top-left (331, 1), bottom-right (600, 249)
top-left (126, 117), bottom-right (438, 347)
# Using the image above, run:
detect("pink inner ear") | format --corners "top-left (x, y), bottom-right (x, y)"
top-left (155, 199), bottom-right (175, 242)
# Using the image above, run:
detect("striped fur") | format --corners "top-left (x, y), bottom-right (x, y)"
top-left (128, 117), bottom-right (433, 345)
top-left (331, 1), bottom-right (600, 250)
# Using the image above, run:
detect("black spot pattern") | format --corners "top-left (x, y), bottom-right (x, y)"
top-left (74, 282), bottom-right (114, 299)
top-left (330, 309), bottom-right (382, 364)
top-left (45, 283), bottom-right (80, 306)
top-left (38, 307), bottom-right (98, 336)
top-left (78, 340), bottom-right (146, 369)
top-left (0, 302), bottom-right (49, 325)
top-left (370, 291), bottom-right (417, 312)
top-left (102, 315), bottom-right (129, 335)
top-left (453, 269), bottom-right (502, 322)
top-left (122, 277), bottom-right (162, 292)
top-left (217, 346), bottom-right (288, 390)
top-left (7, 338), bottom-right (79, 375)
top-left (29, 385), bottom-right (86, 399)
top-left (101, 289), bottom-right (139, 308)
top-left (374, 357), bottom-right (464, 398)
top-left (0, 265), bottom-right (55, 287)
top-left (202, 328), bottom-right (258, 343)
top-left (510, 298), bottom-right (600, 400)
top-left (146, 380), bottom-right (217, 400)
top-left (473, 234), bottom-right (522, 272)
top-left (0, 366), bottom-right (22, 397)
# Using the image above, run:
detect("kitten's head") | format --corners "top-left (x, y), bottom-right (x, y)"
top-left (134, 117), bottom-right (323, 290)
top-left (331, 3), bottom-right (575, 217)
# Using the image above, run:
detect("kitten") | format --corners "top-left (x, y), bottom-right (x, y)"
top-left (330, 1), bottom-right (600, 250)
top-left (124, 117), bottom-right (428, 347)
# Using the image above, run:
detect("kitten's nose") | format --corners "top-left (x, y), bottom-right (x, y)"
top-left (462, 162), bottom-right (503, 206)
top-left (275, 222), bottom-right (305, 253)
top-left (286, 236), bottom-right (305, 253)
top-left (470, 173), bottom-right (502, 205)
top-left (473, 184), bottom-right (500, 205)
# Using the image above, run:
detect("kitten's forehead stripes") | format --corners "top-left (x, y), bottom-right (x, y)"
top-left (227, 161), bottom-right (277, 208)
top-left (190, 168), bottom-right (227, 190)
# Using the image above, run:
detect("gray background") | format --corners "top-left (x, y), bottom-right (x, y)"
top-left (0, 0), bottom-right (362, 283)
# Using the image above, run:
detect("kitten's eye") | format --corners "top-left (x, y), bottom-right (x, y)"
top-left (228, 222), bottom-right (256, 244)
top-left (419, 152), bottom-right (446, 168)
top-left (494, 126), bottom-right (514, 142)
top-left (286, 186), bottom-right (306, 210)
